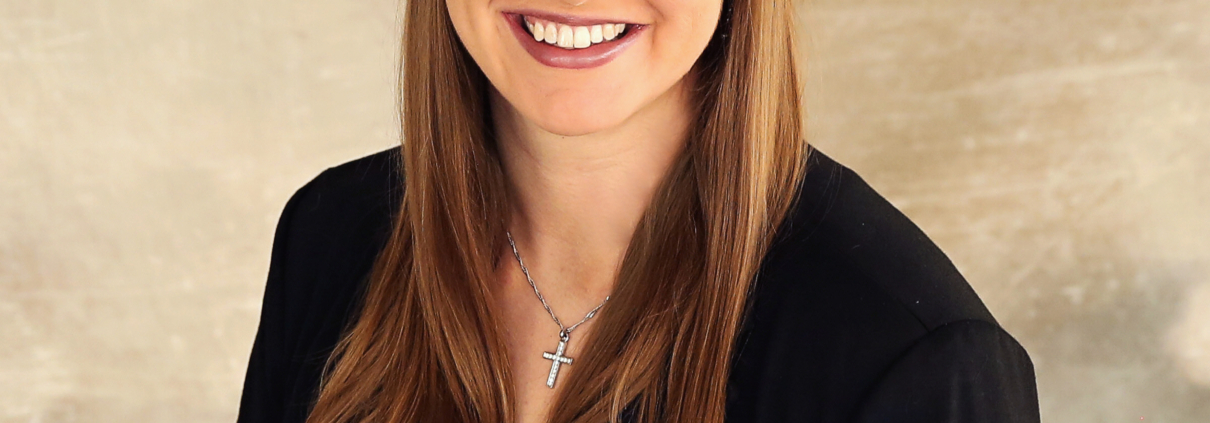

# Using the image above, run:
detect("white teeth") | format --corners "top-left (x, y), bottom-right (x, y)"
top-left (590, 25), bottom-right (603, 43)
top-left (524, 16), bottom-right (630, 49)
top-left (532, 22), bottom-right (544, 42)
top-left (573, 26), bottom-right (590, 48)
top-left (557, 25), bottom-right (574, 48)
top-left (543, 22), bottom-right (557, 44)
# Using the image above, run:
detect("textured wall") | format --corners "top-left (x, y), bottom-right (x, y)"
top-left (1, 0), bottom-right (1207, 421)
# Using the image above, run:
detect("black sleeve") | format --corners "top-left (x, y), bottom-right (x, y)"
top-left (852, 319), bottom-right (1040, 423)
top-left (237, 178), bottom-right (319, 423)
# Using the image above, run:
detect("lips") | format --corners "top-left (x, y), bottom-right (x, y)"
top-left (503, 11), bottom-right (646, 69)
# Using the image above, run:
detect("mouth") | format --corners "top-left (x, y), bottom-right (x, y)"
top-left (520, 14), bottom-right (636, 49)
top-left (503, 11), bottom-right (646, 69)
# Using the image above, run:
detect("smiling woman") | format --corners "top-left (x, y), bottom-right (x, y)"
top-left (234, 0), bottom-right (1040, 422)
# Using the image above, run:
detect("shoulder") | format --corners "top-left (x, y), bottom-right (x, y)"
top-left (285, 146), bottom-right (403, 228)
top-left (272, 145), bottom-right (403, 330)
top-left (274, 147), bottom-right (401, 301)
top-left (726, 148), bottom-right (1037, 421)
top-left (852, 318), bottom-right (1039, 422)
top-left (240, 147), bottom-right (404, 422)
top-left (759, 147), bottom-right (995, 331)
top-left (279, 146), bottom-right (402, 262)
top-left (276, 145), bottom-right (402, 301)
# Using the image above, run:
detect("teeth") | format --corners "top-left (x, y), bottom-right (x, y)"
top-left (573, 26), bottom-right (590, 48)
top-left (523, 16), bottom-right (630, 49)
top-left (532, 22), bottom-right (544, 42)
top-left (557, 25), bottom-right (574, 48)
top-left (543, 22), bottom-right (557, 44)
top-left (590, 25), bottom-right (603, 43)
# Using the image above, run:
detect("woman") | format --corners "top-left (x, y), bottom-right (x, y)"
top-left (237, 0), bottom-right (1040, 421)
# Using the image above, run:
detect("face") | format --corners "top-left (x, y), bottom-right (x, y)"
top-left (446, 0), bottom-right (724, 136)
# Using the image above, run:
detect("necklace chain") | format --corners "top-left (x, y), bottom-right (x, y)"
top-left (506, 231), bottom-right (610, 341)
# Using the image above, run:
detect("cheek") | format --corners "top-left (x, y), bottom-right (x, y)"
top-left (648, 0), bottom-right (723, 71)
top-left (445, 2), bottom-right (475, 56)
top-left (445, 0), bottom-right (497, 65)
top-left (653, 0), bottom-right (724, 36)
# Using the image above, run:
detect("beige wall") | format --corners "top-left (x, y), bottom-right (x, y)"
top-left (1, 0), bottom-right (1207, 421)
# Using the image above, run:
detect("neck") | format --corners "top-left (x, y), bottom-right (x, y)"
top-left (490, 81), bottom-right (692, 299)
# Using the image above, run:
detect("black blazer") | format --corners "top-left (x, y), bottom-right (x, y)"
top-left (237, 147), bottom-right (1040, 422)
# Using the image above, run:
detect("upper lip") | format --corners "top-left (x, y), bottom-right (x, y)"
top-left (503, 9), bottom-right (641, 27)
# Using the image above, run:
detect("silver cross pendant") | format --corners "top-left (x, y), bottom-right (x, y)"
top-left (541, 331), bottom-right (574, 388)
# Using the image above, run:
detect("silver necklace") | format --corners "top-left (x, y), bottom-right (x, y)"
top-left (506, 231), bottom-right (611, 388)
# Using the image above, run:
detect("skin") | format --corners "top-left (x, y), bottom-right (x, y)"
top-left (446, 0), bottom-right (722, 420)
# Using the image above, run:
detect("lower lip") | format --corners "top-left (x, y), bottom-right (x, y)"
top-left (504, 13), bottom-right (646, 70)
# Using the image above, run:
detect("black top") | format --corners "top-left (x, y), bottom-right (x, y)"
top-left (237, 147), bottom-right (1040, 423)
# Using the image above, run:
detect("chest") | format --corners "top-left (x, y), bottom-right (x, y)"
top-left (494, 270), bottom-right (602, 423)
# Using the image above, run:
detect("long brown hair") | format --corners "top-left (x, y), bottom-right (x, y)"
top-left (306, 0), bottom-right (807, 421)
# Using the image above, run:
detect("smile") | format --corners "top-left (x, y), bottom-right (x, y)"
top-left (503, 11), bottom-right (646, 70)
top-left (523, 16), bottom-right (631, 49)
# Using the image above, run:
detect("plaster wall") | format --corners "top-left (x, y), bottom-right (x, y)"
top-left (1, 0), bottom-right (1208, 421)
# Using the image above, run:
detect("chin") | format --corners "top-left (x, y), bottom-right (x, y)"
top-left (525, 102), bottom-right (631, 137)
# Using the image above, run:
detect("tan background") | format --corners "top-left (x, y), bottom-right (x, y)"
top-left (1, 0), bottom-right (1208, 421)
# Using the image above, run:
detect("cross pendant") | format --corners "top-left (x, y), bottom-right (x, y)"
top-left (541, 337), bottom-right (574, 388)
